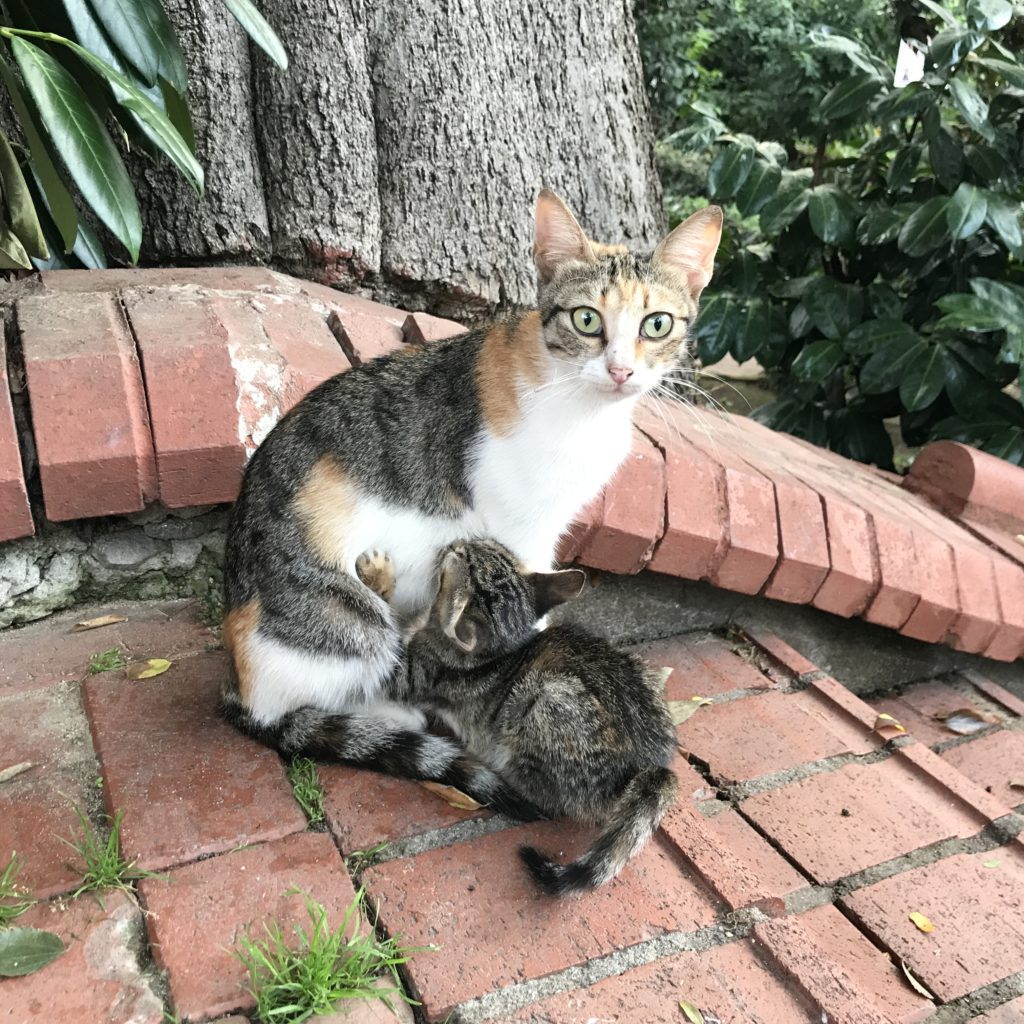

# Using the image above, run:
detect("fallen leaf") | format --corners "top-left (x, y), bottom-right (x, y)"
top-left (649, 666), bottom-right (674, 692)
top-left (873, 712), bottom-right (906, 734)
top-left (0, 762), bottom-right (34, 784)
top-left (72, 614), bottom-right (127, 633)
top-left (418, 781), bottom-right (483, 810)
top-left (668, 697), bottom-right (712, 726)
top-left (678, 999), bottom-right (704, 1023)
top-left (909, 912), bottom-right (935, 933)
top-left (126, 658), bottom-right (172, 681)
top-left (899, 960), bottom-right (935, 1001)
top-left (0, 928), bottom-right (64, 977)
top-left (1010, 781), bottom-right (1024, 791)
top-left (983, 859), bottom-right (1001, 869)
top-left (1015, 534), bottom-right (1024, 546)
top-left (935, 708), bottom-right (992, 735)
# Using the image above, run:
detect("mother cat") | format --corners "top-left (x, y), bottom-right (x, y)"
top-left (221, 190), bottom-right (722, 810)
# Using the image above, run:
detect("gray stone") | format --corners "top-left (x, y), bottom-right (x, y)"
top-left (92, 532), bottom-right (161, 570)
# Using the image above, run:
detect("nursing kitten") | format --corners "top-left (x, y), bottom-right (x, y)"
top-left (358, 541), bottom-right (678, 895)
top-left (220, 189), bottom-right (721, 804)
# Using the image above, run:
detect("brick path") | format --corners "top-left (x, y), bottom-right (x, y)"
top-left (2, 600), bottom-right (1023, 1022)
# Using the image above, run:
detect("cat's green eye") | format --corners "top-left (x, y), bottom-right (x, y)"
top-left (641, 313), bottom-right (674, 339)
top-left (571, 307), bottom-right (603, 336)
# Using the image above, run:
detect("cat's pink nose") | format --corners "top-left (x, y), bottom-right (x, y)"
top-left (607, 365), bottom-right (634, 386)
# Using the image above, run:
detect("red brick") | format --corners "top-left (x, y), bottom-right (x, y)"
top-left (866, 695), bottom-right (963, 748)
top-left (742, 756), bottom-right (989, 882)
top-left (868, 678), bottom-right (1006, 747)
top-left (83, 651), bottom-right (306, 870)
top-left (754, 904), bottom-right (934, 1024)
top-left (4, 891), bottom-right (163, 1023)
top-left (362, 823), bottom-right (715, 1020)
top-left (676, 689), bottom-right (876, 784)
top-left (984, 557), bottom-right (1024, 661)
top-left (941, 731), bottom-right (1024, 809)
top-left (320, 291), bottom-right (406, 363)
top-left (321, 764), bottom-right (488, 853)
top-left (639, 412), bottom-right (724, 580)
top-left (0, 682), bottom-right (98, 897)
top-left (843, 845), bottom-right (1024, 1001)
top-left (402, 311), bottom-right (466, 345)
top-left (37, 266), bottom-right (281, 293)
top-left (947, 544), bottom-right (1001, 654)
top-left (978, 995), bottom-right (1024, 1022)
top-left (640, 633), bottom-right (775, 698)
top-left (0, 599), bottom-right (217, 691)
top-left (0, 326), bottom-right (32, 542)
top-left (965, 671), bottom-right (1024, 717)
top-left (499, 942), bottom-right (818, 1023)
top-left (19, 292), bottom-right (157, 521)
top-left (742, 628), bottom-right (820, 679)
top-left (554, 491), bottom-right (604, 564)
top-left (578, 429), bottom-right (665, 574)
top-left (140, 832), bottom-right (358, 1020)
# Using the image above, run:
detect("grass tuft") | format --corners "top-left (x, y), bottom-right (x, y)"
top-left (0, 852), bottom-right (34, 926)
top-left (234, 890), bottom-right (423, 1024)
top-left (344, 841), bottom-right (388, 876)
top-left (87, 647), bottom-right (126, 674)
top-left (65, 807), bottom-right (161, 897)
top-left (287, 757), bottom-right (325, 825)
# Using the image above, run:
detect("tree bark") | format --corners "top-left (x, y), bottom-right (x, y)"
top-left (134, 0), bottom-right (271, 263)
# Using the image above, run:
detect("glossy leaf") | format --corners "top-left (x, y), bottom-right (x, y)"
top-left (860, 333), bottom-right (928, 394)
top-left (0, 129), bottom-right (47, 258)
top-left (0, 928), bottom-right (64, 977)
top-left (733, 299), bottom-right (770, 362)
top-left (887, 144), bottom-right (921, 190)
top-left (694, 294), bottom-right (743, 365)
top-left (733, 159), bottom-right (781, 218)
top-left (789, 302), bottom-right (813, 339)
top-left (983, 193), bottom-right (1023, 252)
top-left (221, 0), bottom-right (288, 69)
top-left (844, 318), bottom-right (919, 356)
top-left (969, 278), bottom-right (1024, 324)
top-left (808, 185), bottom-right (858, 245)
top-left (928, 29), bottom-right (983, 69)
top-left (898, 196), bottom-right (950, 257)
top-left (828, 407), bottom-right (894, 466)
top-left (858, 206), bottom-right (905, 245)
top-left (754, 398), bottom-right (828, 446)
top-left (949, 79), bottom-right (993, 140)
top-left (820, 72), bottom-right (883, 120)
top-left (965, 142), bottom-right (1006, 182)
top-left (0, 223), bottom-right (31, 269)
top-left (159, 79), bottom-right (194, 152)
top-left (928, 126), bottom-right (964, 190)
top-left (967, 0), bottom-right (1013, 31)
top-left (88, 0), bottom-right (188, 91)
top-left (868, 284), bottom-right (902, 320)
top-left (946, 182), bottom-right (988, 240)
top-left (708, 143), bottom-right (756, 201)
top-left (901, 344), bottom-right (953, 411)
top-left (984, 427), bottom-right (1024, 464)
top-left (791, 339), bottom-right (844, 381)
top-left (975, 57), bottom-right (1024, 89)
top-left (934, 293), bottom-right (1007, 332)
top-left (802, 277), bottom-right (864, 339)
top-left (759, 173), bottom-right (812, 236)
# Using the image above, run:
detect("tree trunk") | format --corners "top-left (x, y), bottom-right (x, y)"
top-left (134, 0), bottom-right (271, 263)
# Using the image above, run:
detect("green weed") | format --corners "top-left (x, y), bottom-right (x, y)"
top-left (344, 842), bottom-right (388, 876)
top-left (65, 807), bottom-right (161, 897)
top-left (0, 852), bottom-right (33, 926)
top-left (87, 648), bottom-right (126, 674)
top-left (287, 757), bottom-right (325, 825)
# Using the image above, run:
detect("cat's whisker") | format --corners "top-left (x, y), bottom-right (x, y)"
top-left (690, 368), bottom-right (755, 410)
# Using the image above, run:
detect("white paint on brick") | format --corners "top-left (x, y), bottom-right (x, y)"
top-left (227, 337), bottom-right (286, 458)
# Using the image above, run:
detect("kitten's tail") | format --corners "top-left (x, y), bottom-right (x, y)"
top-left (519, 765), bottom-right (677, 896)
top-left (220, 694), bottom-right (543, 822)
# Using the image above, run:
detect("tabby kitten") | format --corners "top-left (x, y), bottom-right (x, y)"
top-left (220, 189), bottom-right (721, 805)
top-left (358, 540), bottom-right (678, 896)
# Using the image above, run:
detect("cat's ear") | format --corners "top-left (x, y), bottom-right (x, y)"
top-left (534, 188), bottom-right (596, 285)
top-left (653, 205), bottom-right (723, 297)
top-left (436, 550), bottom-right (477, 652)
top-left (531, 568), bottom-right (587, 617)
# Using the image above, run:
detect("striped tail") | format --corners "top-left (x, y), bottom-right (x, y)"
top-left (220, 695), bottom-right (543, 822)
top-left (519, 766), bottom-right (677, 896)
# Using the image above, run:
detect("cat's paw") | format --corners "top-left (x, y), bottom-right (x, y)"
top-left (355, 548), bottom-right (396, 603)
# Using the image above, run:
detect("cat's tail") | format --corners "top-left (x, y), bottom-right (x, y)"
top-left (220, 695), bottom-right (543, 822)
top-left (518, 765), bottom-right (677, 896)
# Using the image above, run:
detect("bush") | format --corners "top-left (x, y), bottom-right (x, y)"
top-left (668, 0), bottom-right (1024, 468)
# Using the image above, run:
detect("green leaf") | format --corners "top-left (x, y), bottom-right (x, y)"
top-left (803, 277), bottom-right (864, 339)
top-left (0, 928), bottom-right (64, 977)
top-left (875, 82), bottom-right (934, 121)
top-left (11, 37), bottom-right (142, 261)
top-left (967, 0), bottom-right (1013, 31)
top-left (974, 57), bottom-right (1024, 89)
top-left (997, 327), bottom-right (1024, 366)
top-left (844, 318), bottom-right (919, 356)
top-left (858, 206), bottom-right (905, 245)
top-left (969, 277), bottom-right (1024, 323)
top-left (887, 144), bottom-right (922, 190)
top-left (0, 223), bottom-right (31, 269)
top-left (868, 284), bottom-right (902, 320)
top-left (159, 79), bottom-right (194, 152)
top-left (759, 173), bottom-right (812, 236)
top-left (928, 127), bottom-right (964, 190)
top-left (860, 333), bottom-right (928, 394)
top-left (983, 193), bottom-right (1023, 252)
top-left (949, 79), bottom-right (993, 140)
top-left (694, 294), bottom-right (743, 364)
top-left (820, 72), bottom-right (883, 120)
top-left (791, 339), bottom-right (844, 381)
top-left (754, 398), bottom-right (828, 447)
top-left (88, 0), bottom-right (188, 91)
top-left (828, 407), bottom-right (894, 466)
top-left (917, 0), bottom-right (960, 26)
top-left (708, 143), bottom-right (755, 201)
top-left (790, 302), bottom-right (813, 339)
top-left (946, 182), bottom-right (988, 240)
top-left (808, 185), bottom-right (858, 246)
top-left (898, 196), bottom-right (951, 257)
top-left (0, 56), bottom-right (77, 252)
top-left (809, 30), bottom-right (889, 79)
top-left (901, 344), bottom-right (953, 411)
top-left (965, 142), bottom-right (1006, 183)
top-left (983, 427), bottom-right (1024, 464)
top-left (221, 0), bottom-right (288, 70)
top-left (0, 129), bottom-right (47, 258)
top-left (935, 292), bottom-right (1008, 332)
top-left (733, 299), bottom-right (770, 362)
top-left (733, 159), bottom-right (781, 218)
top-left (929, 29), bottom-right (984, 69)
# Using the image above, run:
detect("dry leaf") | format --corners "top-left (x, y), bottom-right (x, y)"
top-left (0, 762), bottom-right (34, 784)
top-left (873, 712), bottom-right (906, 734)
top-left (936, 708), bottom-right (991, 735)
top-left (1015, 534), bottom-right (1024, 546)
top-left (72, 614), bottom-right (127, 632)
top-left (899, 960), bottom-right (935, 1000)
top-left (418, 781), bottom-right (483, 810)
top-left (1009, 780), bottom-right (1024, 791)
top-left (126, 658), bottom-right (172, 681)
top-left (909, 912), bottom-right (935, 933)
top-left (649, 666), bottom-right (674, 693)
top-left (983, 859), bottom-right (1001, 869)
top-left (678, 999), bottom-right (704, 1024)
top-left (668, 697), bottom-right (712, 726)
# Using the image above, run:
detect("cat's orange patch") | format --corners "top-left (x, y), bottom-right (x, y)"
top-left (293, 456), bottom-right (357, 568)
top-left (223, 598), bottom-right (261, 704)
top-left (477, 312), bottom-right (547, 436)
top-left (590, 241), bottom-right (628, 258)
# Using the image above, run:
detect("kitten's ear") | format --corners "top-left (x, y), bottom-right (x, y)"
top-left (531, 568), bottom-right (587, 617)
top-left (436, 550), bottom-right (477, 653)
top-left (653, 205), bottom-right (723, 297)
top-left (534, 188), bottom-right (596, 285)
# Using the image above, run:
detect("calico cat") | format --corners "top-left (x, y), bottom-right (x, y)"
top-left (356, 540), bottom-right (678, 895)
top-left (220, 189), bottom-right (721, 805)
